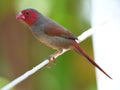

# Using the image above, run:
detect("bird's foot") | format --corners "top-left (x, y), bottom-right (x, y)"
top-left (45, 55), bottom-right (56, 68)
top-left (48, 54), bottom-right (56, 63)
top-left (45, 49), bottom-right (63, 68)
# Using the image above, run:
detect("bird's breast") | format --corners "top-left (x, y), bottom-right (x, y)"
top-left (37, 34), bottom-right (73, 50)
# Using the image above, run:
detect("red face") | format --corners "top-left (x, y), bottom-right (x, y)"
top-left (16, 9), bottom-right (39, 26)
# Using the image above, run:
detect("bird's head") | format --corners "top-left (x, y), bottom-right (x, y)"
top-left (16, 9), bottom-right (39, 26)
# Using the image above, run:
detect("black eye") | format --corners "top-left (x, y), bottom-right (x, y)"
top-left (26, 12), bottom-right (29, 15)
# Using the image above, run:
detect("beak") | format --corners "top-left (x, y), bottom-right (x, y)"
top-left (16, 12), bottom-right (25, 20)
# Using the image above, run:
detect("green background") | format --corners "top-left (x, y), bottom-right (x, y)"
top-left (0, 0), bottom-right (97, 90)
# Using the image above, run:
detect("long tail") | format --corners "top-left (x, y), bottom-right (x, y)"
top-left (72, 41), bottom-right (112, 79)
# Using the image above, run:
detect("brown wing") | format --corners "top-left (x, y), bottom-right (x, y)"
top-left (44, 23), bottom-right (77, 40)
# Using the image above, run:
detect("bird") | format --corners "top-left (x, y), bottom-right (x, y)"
top-left (16, 8), bottom-right (112, 79)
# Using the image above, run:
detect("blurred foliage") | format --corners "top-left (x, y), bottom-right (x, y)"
top-left (0, 0), bottom-right (97, 90)
top-left (0, 77), bottom-right (9, 88)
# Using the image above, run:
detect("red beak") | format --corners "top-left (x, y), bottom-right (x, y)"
top-left (16, 12), bottom-right (25, 20)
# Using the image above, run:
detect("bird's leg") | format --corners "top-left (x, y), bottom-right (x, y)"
top-left (45, 49), bottom-right (63, 68)
top-left (48, 49), bottom-right (63, 63)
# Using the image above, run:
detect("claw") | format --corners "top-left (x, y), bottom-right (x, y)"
top-left (48, 55), bottom-right (56, 63)
top-left (45, 55), bottom-right (56, 68)
top-left (45, 49), bottom-right (63, 68)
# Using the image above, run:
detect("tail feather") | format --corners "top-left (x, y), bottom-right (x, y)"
top-left (72, 41), bottom-right (112, 79)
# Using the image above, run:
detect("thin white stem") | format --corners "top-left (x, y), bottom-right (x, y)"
top-left (0, 26), bottom-right (100, 90)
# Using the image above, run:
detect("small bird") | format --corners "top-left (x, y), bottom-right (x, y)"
top-left (16, 8), bottom-right (112, 79)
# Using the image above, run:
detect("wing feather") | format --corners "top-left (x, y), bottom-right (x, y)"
top-left (44, 23), bottom-right (77, 40)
